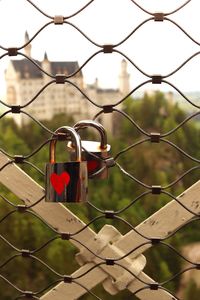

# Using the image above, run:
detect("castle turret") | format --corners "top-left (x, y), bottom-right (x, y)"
top-left (24, 31), bottom-right (32, 57)
top-left (119, 59), bottom-right (130, 96)
top-left (42, 52), bottom-right (51, 78)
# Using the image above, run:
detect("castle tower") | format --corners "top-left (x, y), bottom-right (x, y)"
top-left (24, 31), bottom-right (32, 57)
top-left (119, 59), bottom-right (130, 96)
top-left (42, 52), bottom-right (51, 78)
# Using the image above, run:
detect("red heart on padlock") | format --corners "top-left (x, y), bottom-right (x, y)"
top-left (87, 160), bottom-right (99, 172)
top-left (50, 172), bottom-right (70, 195)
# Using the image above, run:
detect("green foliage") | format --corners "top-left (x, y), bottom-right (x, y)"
top-left (0, 93), bottom-right (199, 299)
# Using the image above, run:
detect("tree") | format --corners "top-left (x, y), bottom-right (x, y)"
top-left (0, 95), bottom-right (200, 298)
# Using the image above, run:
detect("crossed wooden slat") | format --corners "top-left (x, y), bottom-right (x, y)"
top-left (0, 152), bottom-right (199, 299)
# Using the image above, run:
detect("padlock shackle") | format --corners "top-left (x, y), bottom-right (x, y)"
top-left (74, 120), bottom-right (107, 149)
top-left (50, 126), bottom-right (81, 163)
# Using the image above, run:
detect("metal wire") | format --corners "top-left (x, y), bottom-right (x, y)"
top-left (0, 0), bottom-right (199, 299)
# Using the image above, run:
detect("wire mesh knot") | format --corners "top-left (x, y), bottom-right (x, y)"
top-left (14, 155), bottom-right (25, 163)
top-left (11, 105), bottom-right (21, 114)
top-left (103, 45), bottom-right (114, 53)
top-left (151, 185), bottom-right (162, 194)
top-left (56, 74), bottom-right (66, 84)
top-left (154, 13), bottom-right (164, 22)
top-left (63, 275), bottom-right (73, 283)
top-left (24, 291), bottom-right (34, 298)
top-left (103, 105), bottom-right (114, 113)
top-left (195, 264), bottom-right (200, 270)
top-left (106, 258), bottom-right (115, 266)
top-left (8, 48), bottom-right (18, 56)
top-left (21, 249), bottom-right (31, 257)
top-left (152, 75), bottom-right (162, 84)
top-left (104, 157), bottom-right (115, 168)
top-left (104, 210), bottom-right (115, 219)
top-left (54, 15), bottom-right (64, 24)
top-left (150, 133), bottom-right (161, 143)
top-left (151, 238), bottom-right (161, 245)
top-left (150, 283), bottom-right (159, 290)
top-left (61, 233), bottom-right (71, 240)
top-left (17, 205), bottom-right (27, 213)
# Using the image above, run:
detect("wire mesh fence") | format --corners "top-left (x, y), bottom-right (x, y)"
top-left (0, 0), bottom-right (200, 299)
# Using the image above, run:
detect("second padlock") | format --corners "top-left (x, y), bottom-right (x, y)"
top-left (67, 120), bottom-right (111, 179)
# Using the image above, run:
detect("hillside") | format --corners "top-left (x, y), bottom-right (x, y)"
top-left (0, 91), bottom-right (199, 299)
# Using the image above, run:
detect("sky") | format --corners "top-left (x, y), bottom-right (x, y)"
top-left (1, 0), bottom-right (200, 97)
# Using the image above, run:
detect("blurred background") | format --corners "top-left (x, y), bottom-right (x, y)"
top-left (0, 0), bottom-right (200, 299)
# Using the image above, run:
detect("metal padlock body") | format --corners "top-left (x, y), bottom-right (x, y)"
top-left (68, 120), bottom-right (111, 179)
top-left (68, 140), bottom-right (111, 179)
top-left (45, 126), bottom-right (88, 203)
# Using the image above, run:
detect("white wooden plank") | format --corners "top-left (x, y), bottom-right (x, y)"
top-left (75, 180), bottom-right (198, 297)
top-left (41, 263), bottom-right (107, 300)
top-left (114, 179), bottom-right (200, 259)
top-left (42, 227), bottom-right (176, 300)
top-left (42, 265), bottom-right (173, 300)
top-left (0, 152), bottom-right (181, 299)
top-left (128, 272), bottom-right (174, 300)
top-left (90, 180), bottom-right (200, 298)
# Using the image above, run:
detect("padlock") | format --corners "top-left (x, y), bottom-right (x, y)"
top-left (45, 126), bottom-right (88, 203)
top-left (67, 120), bottom-right (111, 179)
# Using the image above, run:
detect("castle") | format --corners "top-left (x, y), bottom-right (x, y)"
top-left (5, 32), bottom-right (130, 131)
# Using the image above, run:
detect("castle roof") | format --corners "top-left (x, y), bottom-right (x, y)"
top-left (87, 84), bottom-right (118, 93)
top-left (97, 88), bottom-right (119, 94)
top-left (11, 59), bottom-right (81, 79)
